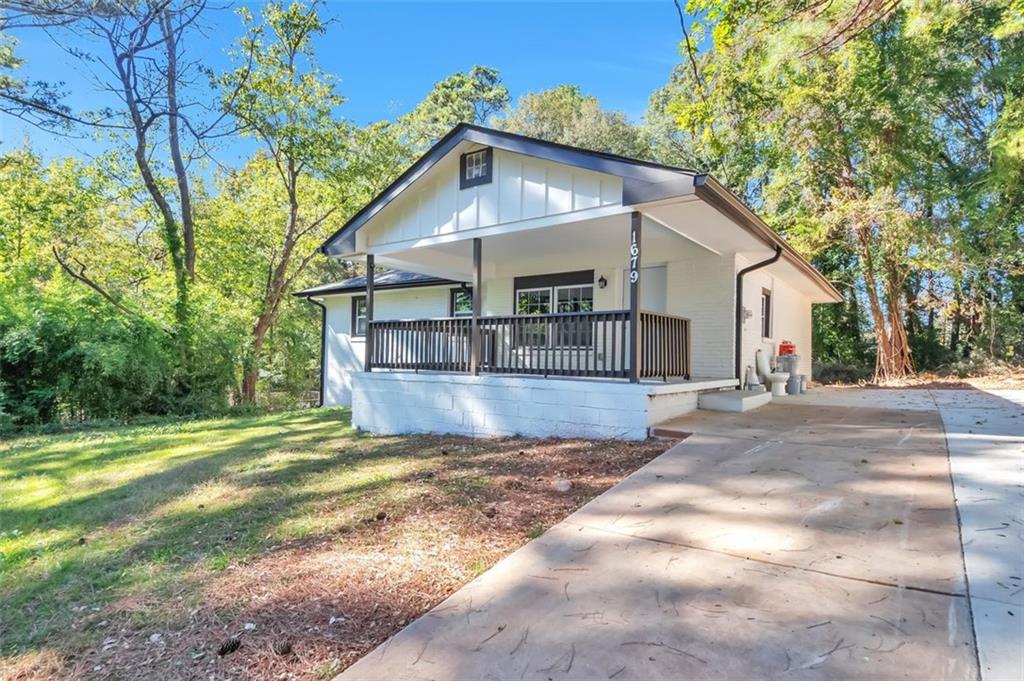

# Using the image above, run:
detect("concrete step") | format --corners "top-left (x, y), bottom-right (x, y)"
top-left (698, 389), bottom-right (772, 413)
top-left (649, 426), bottom-right (691, 441)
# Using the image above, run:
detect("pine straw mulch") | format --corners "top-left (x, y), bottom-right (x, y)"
top-left (848, 369), bottom-right (1024, 391)
top-left (8, 436), bottom-right (668, 681)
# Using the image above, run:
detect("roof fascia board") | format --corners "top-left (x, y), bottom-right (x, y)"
top-left (321, 125), bottom-right (469, 257)
top-left (293, 279), bottom-right (458, 299)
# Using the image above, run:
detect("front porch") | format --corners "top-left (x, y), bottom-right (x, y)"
top-left (349, 208), bottom-right (737, 438)
top-left (357, 206), bottom-right (723, 382)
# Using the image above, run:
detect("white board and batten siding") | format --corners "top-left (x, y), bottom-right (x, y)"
top-left (363, 149), bottom-right (623, 249)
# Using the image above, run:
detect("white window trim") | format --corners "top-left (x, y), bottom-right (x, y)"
top-left (352, 295), bottom-right (368, 337)
top-left (760, 288), bottom-right (772, 340)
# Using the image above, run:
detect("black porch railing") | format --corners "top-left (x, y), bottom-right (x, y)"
top-left (639, 311), bottom-right (691, 380)
top-left (367, 310), bottom-right (690, 381)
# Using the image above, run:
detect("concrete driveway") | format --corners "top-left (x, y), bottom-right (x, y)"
top-left (340, 396), bottom-right (985, 680)
top-left (937, 389), bottom-right (1024, 681)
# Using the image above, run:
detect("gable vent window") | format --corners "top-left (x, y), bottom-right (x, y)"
top-left (460, 148), bottom-right (493, 189)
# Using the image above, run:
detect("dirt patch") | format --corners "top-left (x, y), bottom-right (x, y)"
top-left (820, 368), bottom-right (1024, 391)
top-left (7, 436), bottom-right (666, 680)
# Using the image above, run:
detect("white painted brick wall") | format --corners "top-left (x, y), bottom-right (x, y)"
top-left (351, 373), bottom-right (723, 440)
top-left (665, 254), bottom-right (736, 378)
top-left (739, 261), bottom-right (814, 379)
top-left (321, 286), bottom-right (452, 407)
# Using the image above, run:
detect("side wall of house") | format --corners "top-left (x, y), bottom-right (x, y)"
top-left (738, 257), bottom-right (814, 381)
top-left (321, 286), bottom-right (451, 407)
top-left (664, 254), bottom-right (737, 379)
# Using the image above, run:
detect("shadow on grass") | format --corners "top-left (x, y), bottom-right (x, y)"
top-left (0, 408), bottom-right (614, 657)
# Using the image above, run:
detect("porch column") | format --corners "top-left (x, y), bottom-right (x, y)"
top-left (470, 238), bottom-right (482, 375)
top-left (363, 253), bottom-right (374, 372)
top-left (628, 211), bottom-right (641, 383)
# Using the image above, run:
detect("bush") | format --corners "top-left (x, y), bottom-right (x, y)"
top-left (813, 362), bottom-right (873, 384)
top-left (941, 353), bottom-right (1019, 379)
top-left (0, 283), bottom-right (240, 432)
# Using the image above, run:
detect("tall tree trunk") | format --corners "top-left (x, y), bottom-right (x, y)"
top-left (111, 43), bottom-right (190, 339)
top-left (240, 184), bottom-right (301, 404)
top-left (950, 284), bottom-right (962, 353)
top-left (161, 9), bottom-right (196, 279)
top-left (857, 226), bottom-right (894, 379)
top-left (883, 261), bottom-right (914, 378)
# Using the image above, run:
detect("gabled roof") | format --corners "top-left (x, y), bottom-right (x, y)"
top-left (318, 123), bottom-right (701, 257)
top-left (293, 269), bottom-right (458, 298)
top-left (316, 123), bottom-right (842, 302)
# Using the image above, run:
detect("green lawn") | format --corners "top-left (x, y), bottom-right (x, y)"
top-left (0, 409), bottom-right (415, 653)
top-left (0, 409), bottom-right (663, 679)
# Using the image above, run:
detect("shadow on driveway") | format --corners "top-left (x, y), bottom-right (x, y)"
top-left (338, 400), bottom-right (980, 680)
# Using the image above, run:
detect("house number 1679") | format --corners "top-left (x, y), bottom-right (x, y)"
top-left (629, 231), bottom-right (640, 283)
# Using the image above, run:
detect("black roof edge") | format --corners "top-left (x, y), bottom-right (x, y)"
top-left (292, 277), bottom-right (461, 298)
top-left (319, 123), bottom-right (701, 257)
top-left (319, 124), bottom-right (471, 256)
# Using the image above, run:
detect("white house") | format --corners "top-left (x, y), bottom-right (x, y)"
top-left (296, 124), bottom-right (841, 440)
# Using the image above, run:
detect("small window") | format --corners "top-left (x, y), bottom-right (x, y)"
top-left (459, 148), bottom-right (493, 189)
top-left (450, 287), bottom-right (473, 316)
top-left (352, 296), bottom-right (367, 337)
top-left (761, 288), bottom-right (772, 339)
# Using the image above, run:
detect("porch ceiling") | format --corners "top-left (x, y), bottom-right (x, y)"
top-left (643, 199), bottom-right (840, 303)
top-left (368, 198), bottom-right (838, 303)
top-left (371, 210), bottom-right (713, 282)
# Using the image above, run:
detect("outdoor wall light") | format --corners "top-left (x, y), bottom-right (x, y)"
top-left (598, 275), bottom-right (607, 289)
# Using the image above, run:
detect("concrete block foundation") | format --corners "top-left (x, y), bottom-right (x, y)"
top-left (352, 371), bottom-right (736, 440)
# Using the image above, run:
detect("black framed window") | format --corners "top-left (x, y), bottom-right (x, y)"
top-left (512, 271), bottom-right (595, 348)
top-left (459, 148), bottom-right (493, 189)
top-left (450, 287), bottom-right (473, 317)
top-left (761, 288), bottom-right (772, 338)
top-left (351, 296), bottom-right (367, 337)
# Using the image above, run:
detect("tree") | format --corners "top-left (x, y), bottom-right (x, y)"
top-left (662, 0), bottom-right (1023, 380)
top-left (397, 65), bottom-right (509, 149)
top-left (0, 1), bottom-right (235, 360)
top-left (498, 84), bottom-right (651, 158)
top-left (0, 149), bottom-right (196, 427)
top-left (0, 31), bottom-right (71, 135)
top-left (218, 1), bottom-right (349, 403)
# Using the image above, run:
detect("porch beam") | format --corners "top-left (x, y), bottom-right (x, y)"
top-left (470, 238), bottom-right (482, 376)
top-left (628, 211), bottom-right (641, 383)
top-left (364, 254), bottom-right (374, 372)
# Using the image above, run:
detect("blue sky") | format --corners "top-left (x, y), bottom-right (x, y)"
top-left (1, 1), bottom-right (685, 162)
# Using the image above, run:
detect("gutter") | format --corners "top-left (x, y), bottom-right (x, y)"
top-left (735, 246), bottom-right (782, 387)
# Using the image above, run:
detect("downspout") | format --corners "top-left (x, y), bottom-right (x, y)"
top-left (735, 246), bottom-right (782, 388)
top-left (301, 297), bottom-right (328, 407)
